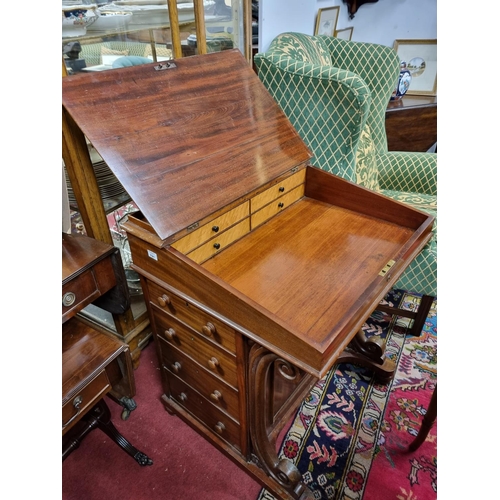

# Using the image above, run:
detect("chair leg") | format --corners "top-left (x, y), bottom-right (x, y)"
top-left (409, 386), bottom-right (437, 451)
top-left (376, 294), bottom-right (435, 337)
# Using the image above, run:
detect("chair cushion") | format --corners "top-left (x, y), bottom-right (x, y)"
top-left (355, 124), bottom-right (379, 191)
top-left (112, 56), bottom-right (152, 68)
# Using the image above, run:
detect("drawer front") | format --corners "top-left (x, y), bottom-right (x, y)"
top-left (186, 218), bottom-right (250, 264)
top-left (62, 370), bottom-right (110, 433)
top-left (153, 308), bottom-right (239, 388)
top-left (62, 269), bottom-right (98, 320)
top-left (251, 168), bottom-right (306, 213)
top-left (148, 282), bottom-right (237, 354)
top-left (171, 202), bottom-right (249, 254)
top-left (251, 184), bottom-right (305, 229)
top-left (158, 336), bottom-right (240, 419)
top-left (167, 370), bottom-right (241, 451)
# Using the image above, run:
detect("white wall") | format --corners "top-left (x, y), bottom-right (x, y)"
top-left (259, 0), bottom-right (437, 52)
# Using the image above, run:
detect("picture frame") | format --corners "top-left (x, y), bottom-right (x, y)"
top-left (314, 7), bottom-right (340, 37)
top-left (334, 27), bottom-right (353, 41)
top-left (393, 39), bottom-right (437, 96)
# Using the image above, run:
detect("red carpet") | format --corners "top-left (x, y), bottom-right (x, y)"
top-left (62, 340), bottom-right (262, 500)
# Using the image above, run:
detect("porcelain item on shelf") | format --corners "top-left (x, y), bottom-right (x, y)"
top-left (62, 2), bottom-right (98, 37)
top-left (390, 61), bottom-right (412, 101)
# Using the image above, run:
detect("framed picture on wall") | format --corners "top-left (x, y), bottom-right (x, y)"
top-left (334, 27), bottom-right (354, 40)
top-left (393, 39), bottom-right (437, 96)
top-left (314, 6), bottom-right (340, 36)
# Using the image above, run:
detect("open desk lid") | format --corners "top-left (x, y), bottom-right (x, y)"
top-left (62, 50), bottom-right (312, 241)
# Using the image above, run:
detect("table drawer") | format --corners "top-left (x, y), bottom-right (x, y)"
top-left (62, 269), bottom-right (99, 320)
top-left (186, 218), bottom-right (250, 264)
top-left (62, 370), bottom-right (110, 434)
top-left (171, 202), bottom-right (249, 254)
top-left (251, 184), bottom-right (304, 229)
top-left (153, 308), bottom-right (238, 389)
top-left (158, 336), bottom-right (240, 420)
top-left (251, 169), bottom-right (306, 213)
top-left (167, 371), bottom-right (242, 451)
top-left (148, 282), bottom-right (237, 354)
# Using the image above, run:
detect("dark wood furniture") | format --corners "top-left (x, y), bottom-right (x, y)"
top-left (62, 51), bottom-right (433, 499)
top-left (343, 0), bottom-right (379, 19)
top-left (409, 386), bottom-right (437, 451)
top-left (386, 95), bottom-right (437, 152)
top-left (62, 233), bottom-right (152, 466)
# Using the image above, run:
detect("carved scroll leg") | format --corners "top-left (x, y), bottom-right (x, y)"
top-left (94, 400), bottom-right (153, 466)
top-left (248, 345), bottom-right (313, 500)
top-left (337, 329), bottom-right (396, 383)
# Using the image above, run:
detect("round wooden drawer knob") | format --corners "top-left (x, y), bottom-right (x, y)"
top-left (214, 421), bottom-right (225, 434)
top-left (171, 362), bottom-right (181, 373)
top-left (208, 357), bottom-right (219, 370)
top-left (158, 294), bottom-right (171, 307)
top-left (201, 322), bottom-right (216, 337)
top-left (179, 392), bottom-right (188, 402)
top-left (210, 390), bottom-right (222, 402)
top-left (164, 328), bottom-right (176, 340)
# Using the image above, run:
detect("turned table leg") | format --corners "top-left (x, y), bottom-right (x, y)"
top-left (409, 386), bottom-right (437, 451)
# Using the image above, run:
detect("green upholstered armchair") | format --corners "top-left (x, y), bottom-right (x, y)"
top-left (254, 32), bottom-right (437, 335)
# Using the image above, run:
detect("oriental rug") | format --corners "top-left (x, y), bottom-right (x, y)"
top-left (257, 289), bottom-right (437, 500)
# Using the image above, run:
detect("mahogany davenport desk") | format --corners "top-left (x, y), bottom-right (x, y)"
top-left (62, 233), bottom-right (152, 466)
top-left (62, 50), bottom-right (433, 499)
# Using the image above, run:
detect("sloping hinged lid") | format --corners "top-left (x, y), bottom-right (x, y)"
top-left (62, 50), bottom-right (312, 241)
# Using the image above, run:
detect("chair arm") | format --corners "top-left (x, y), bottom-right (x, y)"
top-left (377, 152), bottom-right (437, 195)
top-left (254, 53), bottom-right (371, 180)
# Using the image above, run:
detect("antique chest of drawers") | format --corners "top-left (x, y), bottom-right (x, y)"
top-left (62, 50), bottom-right (433, 499)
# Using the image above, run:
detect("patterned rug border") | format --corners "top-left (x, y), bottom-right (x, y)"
top-left (257, 291), bottom-right (430, 500)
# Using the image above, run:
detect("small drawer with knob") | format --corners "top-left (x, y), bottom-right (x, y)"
top-left (251, 184), bottom-right (305, 229)
top-left (185, 218), bottom-right (250, 264)
top-left (62, 269), bottom-right (100, 322)
top-left (171, 202), bottom-right (249, 255)
top-left (147, 281), bottom-right (237, 353)
top-left (62, 370), bottom-right (110, 434)
top-left (158, 336), bottom-right (240, 419)
top-left (153, 308), bottom-right (238, 388)
top-left (250, 168), bottom-right (306, 213)
top-left (167, 370), bottom-right (242, 451)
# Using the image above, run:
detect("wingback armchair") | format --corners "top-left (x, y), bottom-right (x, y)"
top-left (254, 32), bottom-right (437, 335)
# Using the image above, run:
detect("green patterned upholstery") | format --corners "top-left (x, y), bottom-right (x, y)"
top-left (255, 32), bottom-right (437, 297)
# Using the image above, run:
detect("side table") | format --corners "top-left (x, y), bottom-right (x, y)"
top-left (62, 232), bottom-right (152, 466)
top-left (386, 96), bottom-right (437, 152)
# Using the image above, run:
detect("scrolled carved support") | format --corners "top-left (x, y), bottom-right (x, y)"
top-left (248, 345), bottom-right (312, 499)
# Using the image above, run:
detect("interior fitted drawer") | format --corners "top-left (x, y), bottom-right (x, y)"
top-left (153, 307), bottom-right (239, 388)
top-left (148, 281), bottom-right (237, 353)
top-left (158, 336), bottom-right (240, 419)
top-left (186, 218), bottom-right (250, 264)
top-left (62, 370), bottom-right (110, 434)
top-left (250, 168), bottom-right (306, 213)
top-left (168, 370), bottom-right (241, 451)
top-left (251, 184), bottom-right (304, 229)
top-left (62, 269), bottom-right (99, 320)
top-left (171, 202), bottom-right (249, 254)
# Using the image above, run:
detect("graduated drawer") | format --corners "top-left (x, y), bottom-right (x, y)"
top-left (168, 371), bottom-right (242, 451)
top-left (251, 184), bottom-right (304, 229)
top-left (158, 336), bottom-right (240, 420)
top-left (186, 218), bottom-right (250, 264)
top-left (62, 371), bottom-right (110, 434)
top-left (153, 307), bottom-right (238, 389)
top-left (171, 202), bottom-right (249, 254)
top-left (148, 281), bottom-right (237, 354)
top-left (250, 168), bottom-right (306, 213)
